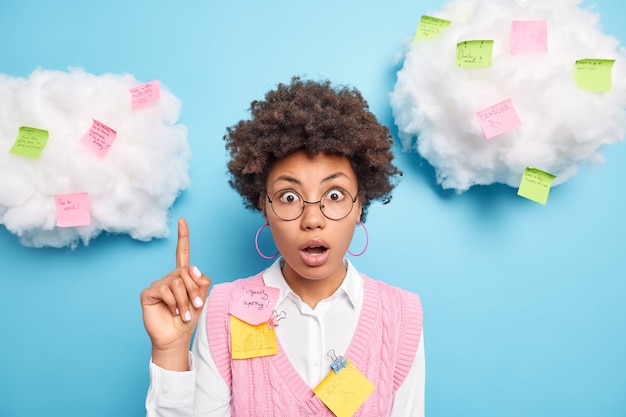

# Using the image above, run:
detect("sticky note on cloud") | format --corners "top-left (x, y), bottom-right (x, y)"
top-left (9, 126), bottom-right (49, 159)
top-left (79, 119), bottom-right (117, 158)
top-left (55, 192), bottom-right (91, 227)
top-left (414, 15), bottom-right (451, 42)
top-left (517, 167), bottom-right (556, 205)
top-left (574, 59), bottom-right (615, 92)
top-left (477, 98), bottom-right (522, 139)
top-left (510, 20), bottom-right (548, 55)
top-left (130, 80), bottom-right (161, 109)
top-left (457, 40), bottom-right (493, 68)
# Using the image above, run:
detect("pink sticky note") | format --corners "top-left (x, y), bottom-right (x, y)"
top-left (477, 98), bottom-right (522, 139)
top-left (79, 119), bottom-right (117, 158)
top-left (130, 80), bottom-right (160, 109)
top-left (510, 20), bottom-right (547, 55)
top-left (55, 193), bottom-right (90, 227)
top-left (229, 284), bottom-right (280, 325)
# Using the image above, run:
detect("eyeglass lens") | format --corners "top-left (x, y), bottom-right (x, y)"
top-left (269, 188), bottom-right (355, 221)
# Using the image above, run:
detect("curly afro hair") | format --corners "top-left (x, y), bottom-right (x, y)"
top-left (224, 76), bottom-right (402, 221)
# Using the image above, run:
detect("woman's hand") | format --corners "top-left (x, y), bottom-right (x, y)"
top-left (140, 218), bottom-right (212, 370)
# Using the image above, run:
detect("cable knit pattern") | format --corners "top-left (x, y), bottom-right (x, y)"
top-left (206, 272), bottom-right (422, 417)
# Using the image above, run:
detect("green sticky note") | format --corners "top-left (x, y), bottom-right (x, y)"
top-left (517, 167), bottom-right (557, 205)
top-left (457, 40), bottom-right (493, 68)
top-left (574, 59), bottom-right (615, 92)
top-left (9, 126), bottom-right (49, 158)
top-left (414, 15), bottom-right (451, 42)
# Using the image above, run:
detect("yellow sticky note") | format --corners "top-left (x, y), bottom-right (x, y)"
top-left (314, 359), bottom-right (375, 417)
top-left (230, 315), bottom-right (277, 359)
top-left (574, 59), bottom-right (615, 92)
top-left (517, 167), bottom-right (557, 205)
top-left (9, 126), bottom-right (49, 158)
top-left (414, 15), bottom-right (451, 42)
top-left (457, 40), bottom-right (493, 68)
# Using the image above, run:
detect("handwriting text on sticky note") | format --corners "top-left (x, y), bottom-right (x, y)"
top-left (457, 40), bottom-right (493, 68)
top-left (414, 15), bottom-right (451, 42)
top-left (229, 284), bottom-right (280, 325)
top-left (314, 359), bottom-right (375, 417)
top-left (477, 98), bottom-right (522, 139)
top-left (574, 59), bottom-right (615, 92)
top-left (79, 119), bottom-right (117, 158)
top-left (510, 20), bottom-right (548, 55)
top-left (130, 80), bottom-right (161, 109)
top-left (517, 167), bottom-right (556, 205)
top-left (55, 192), bottom-right (91, 227)
top-left (9, 126), bottom-right (49, 159)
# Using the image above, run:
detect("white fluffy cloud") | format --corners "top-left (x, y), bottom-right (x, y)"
top-left (0, 68), bottom-right (190, 248)
top-left (390, 0), bottom-right (626, 192)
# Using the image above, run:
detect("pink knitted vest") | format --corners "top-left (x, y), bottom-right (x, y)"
top-left (206, 272), bottom-right (423, 417)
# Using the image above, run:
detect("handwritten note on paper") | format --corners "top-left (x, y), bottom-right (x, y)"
top-left (55, 192), bottom-right (91, 227)
top-left (79, 119), bottom-right (117, 158)
top-left (230, 315), bottom-right (278, 359)
top-left (9, 127), bottom-right (49, 158)
top-left (414, 15), bottom-right (451, 42)
top-left (477, 98), bottom-right (522, 139)
top-left (510, 20), bottom-right (548, 55)
top-left (314, 359), bottom-right (375, 417)
top-left (229, 284), bottom-right (280, 325)
top-left (517, 167), bottom-right (556, 205)
top-left (130, 80), bottom-right (160, 109)
top-left (457, 40), bottom-right (493, 68)
top-left (574, 59), bottom-right (615, 92)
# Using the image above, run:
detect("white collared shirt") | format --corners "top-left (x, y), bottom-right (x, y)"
top-left (146, 258), bottom-right (425, 417)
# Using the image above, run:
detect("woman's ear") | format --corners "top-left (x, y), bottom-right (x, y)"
top-left (259, 194), bottom-right (268, 222)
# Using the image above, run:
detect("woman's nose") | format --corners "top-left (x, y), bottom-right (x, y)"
top-left (300, 201), bottom-right (325, 229)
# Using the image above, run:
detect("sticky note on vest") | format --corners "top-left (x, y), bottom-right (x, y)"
top-left (229, 284), bottom-right (280, 325)
top-left (230, 315), bottom-right (278, 359)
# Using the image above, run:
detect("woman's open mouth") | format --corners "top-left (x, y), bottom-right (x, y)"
top-left (300, 240), bottom-right (330, 266)
top-left (304, 245), bottom-right (327, 255)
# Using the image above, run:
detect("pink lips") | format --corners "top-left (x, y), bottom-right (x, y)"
top-left (299, 239), bottom-right (330, 267)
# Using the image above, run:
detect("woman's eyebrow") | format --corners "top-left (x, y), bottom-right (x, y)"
top-left (321, 172), bottom-right (351, 183)
top-left (271, 175), bottom-right (301, 186)
top-left (270, 172), bottom-right (352, 187)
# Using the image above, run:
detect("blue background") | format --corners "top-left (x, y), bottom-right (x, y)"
top-left (1, 1), bottom-right (625, 416)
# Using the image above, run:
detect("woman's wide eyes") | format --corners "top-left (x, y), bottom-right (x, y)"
top-left (325, 188), bottom-right (345, 202)
top-left (279, 191), bottom-right (300, 204)
top-left (276, 188), bottom-right (347, 203)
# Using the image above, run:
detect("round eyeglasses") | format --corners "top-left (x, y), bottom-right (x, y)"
top-left (266, 187), bottom-right (357, 221)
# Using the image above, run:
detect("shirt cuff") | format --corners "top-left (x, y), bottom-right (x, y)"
top-left (149, 352), bottom-right (196, 408)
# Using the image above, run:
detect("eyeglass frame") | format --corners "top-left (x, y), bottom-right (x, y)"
top-left (264, 187), bottom-right (359, 221)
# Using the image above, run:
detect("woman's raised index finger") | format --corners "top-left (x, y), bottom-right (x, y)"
top-left (176, 218), bottom-right (191, 268)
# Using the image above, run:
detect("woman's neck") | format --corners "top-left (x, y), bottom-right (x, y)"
top-left (281, 265), bottom-right (347, 309)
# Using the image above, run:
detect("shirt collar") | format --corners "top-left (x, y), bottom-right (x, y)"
top-left (262, 257), bottom-right (363, 310)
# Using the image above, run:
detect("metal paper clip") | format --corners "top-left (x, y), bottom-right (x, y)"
top-left (327, 349), bottom-right (348, 374)
top-left (267, 310), bottom-right (286, 329)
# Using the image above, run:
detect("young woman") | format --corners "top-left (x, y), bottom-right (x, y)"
top-left (141, 77), bottom-right (425, 416)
